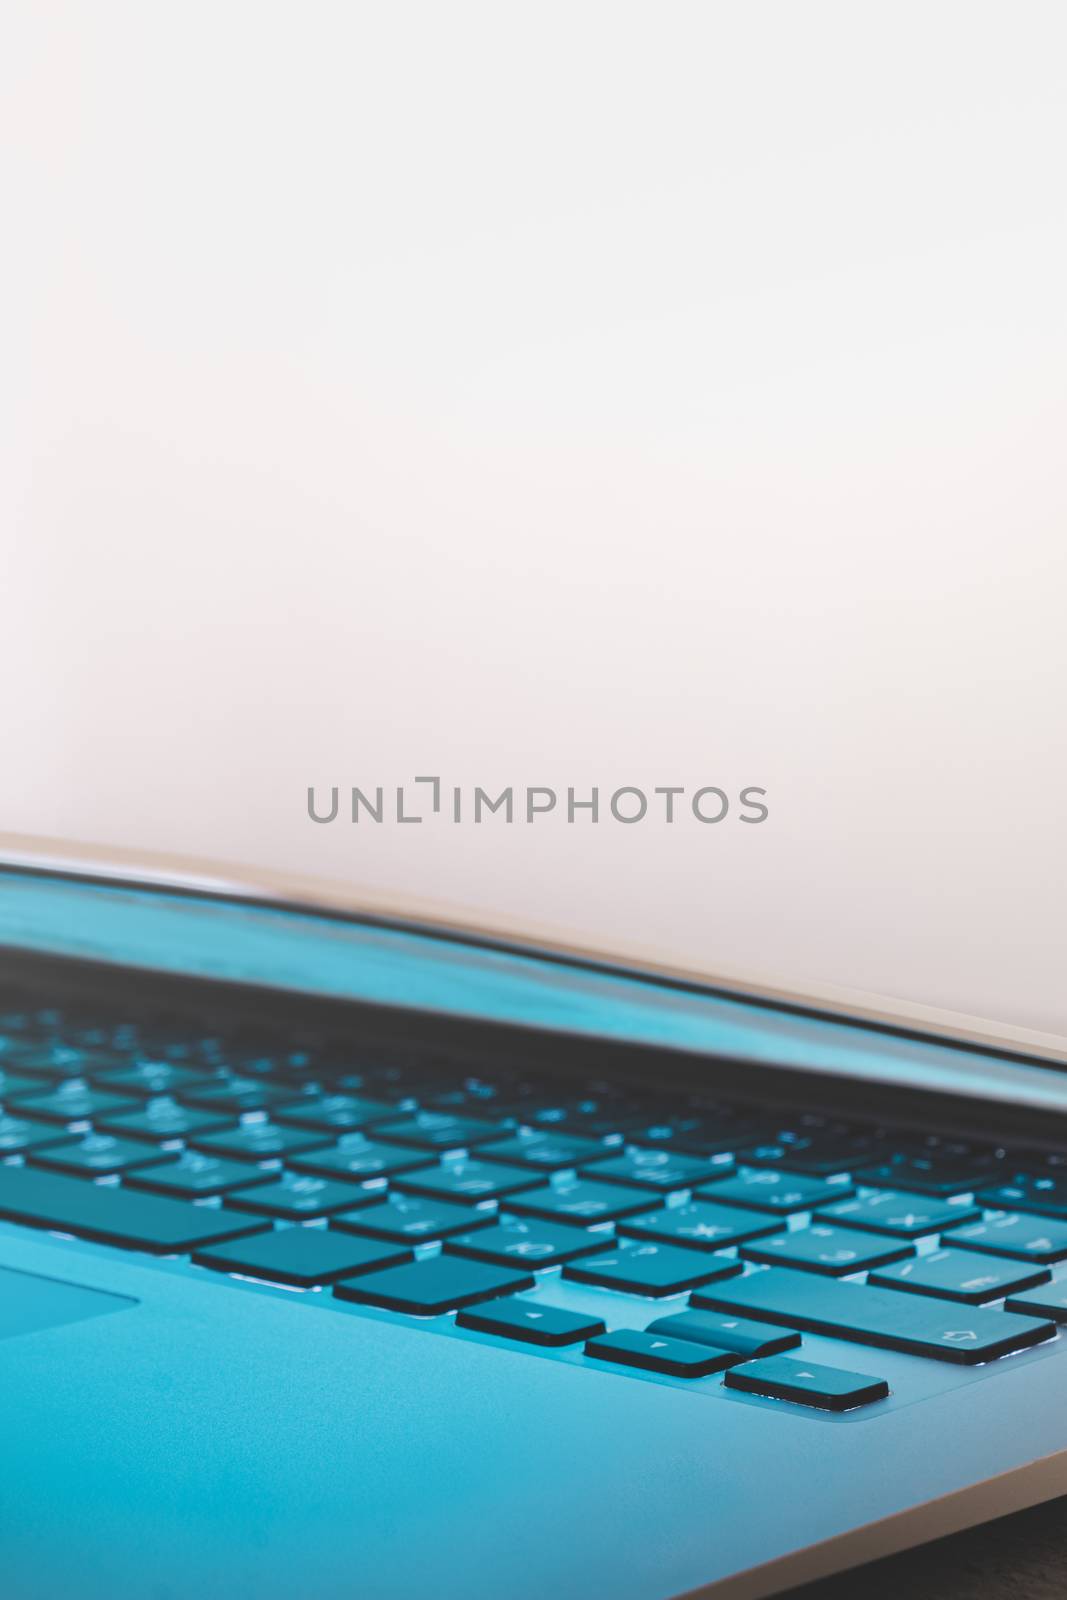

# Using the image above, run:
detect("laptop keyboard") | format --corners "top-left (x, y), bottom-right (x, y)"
top-left (1, 1002), bottom-right (1065, 1415)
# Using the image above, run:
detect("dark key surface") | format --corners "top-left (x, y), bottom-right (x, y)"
top-left (945, 1213), bottom-right (1067, 1263)
top-left (741, 1224), bottom-right (914, 1276)
top-left (193, 1227), bottom-right (411, 1287)
top-left (445, 1214), bottom-right (615, 1268)
top-left (647, 1309), bottom-right (801, 1357)
top-left (580, 1147), bottom-right (733, 1191)
top-left (504, 1178), bottom-right (661, 1226)
top-left (334, 1255), bottom-right (535, 1315)
top-left (0, 1114), bottom-right (76, 1156)
top-left (2, 1045), bottom-right (116, 1081)
top-left (95, 1100), bottom-right (236, 1143)
top-left (27, 1133), bottom-right (174, 1178)
top-left (563, 1241), bottom-right (743, 1297)
top-left (586, 1328), bottom-right (739, 1378)
top-left (391, 1157), bottom-right (543, 1204)
top-left (228, 1173), bottom-right (385, 1220)
top-left (976, 1176), bottom-right (1067, 1220)
top-left (743, 1133), bottom-right (880, 1175)
top-left (691, 1267), bottom-right (1056, 1362)
top-left (695, 1170), bottom-right (853, 1214)
top-left (868, 1249), bottom-right (1052, 1304)
top-left (617, 1199), bottom-right (784, 1251)
top-left (6, 1084), bottom-right (140, 1125)
top-left (88, 1062), bottom-right (214, 1098)
top-left (635, 1110), bottom-right (778, 1156)
top-left (126, 1151), bottom-right (278, 1198)
top-left (479, 1130), bottom-right (616, 1170)
top-left (187, 1121), bottom-right (334, 1163)
top-left (456, 1298), bottom-right (606, 1346)
top-left (332, 1194), bottom-right (496, 1243)
top-left (852, 1158), bottom-right (981, 1196)
top-left (1003, 1284), bottom-right (1067, 1322)
top-left (177, 1077), bottom-right (304, 1114)
top-left (288, 1135), bottom-right (437, 1181)
top-left (0, 1162), bottom-right (269, 1254)
top-left (724, 1354), bottom-right (889, 1411)
top-left (372, 1113), bottom-right (508, 1151)
top-left (816, 1190), bottom-right (981, 1238)
top-left (274, 1094), bottom-right (400, 1132)
top-left (0, 1069), bottom-right (50, 1101)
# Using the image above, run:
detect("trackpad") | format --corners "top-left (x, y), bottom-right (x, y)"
top-left (0, 1264), bottom-right (136, 1340)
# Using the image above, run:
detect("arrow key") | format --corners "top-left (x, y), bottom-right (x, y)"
top-left (456, 1298), bottom-right (606, 1346)
top-left (725, 1354), bottom-right (889, 1411)
top-left (586, 1328), bottom-right (740, 1377)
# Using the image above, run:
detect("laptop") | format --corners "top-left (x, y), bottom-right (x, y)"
top-left (1, 843), bottom-right (1065, 1600)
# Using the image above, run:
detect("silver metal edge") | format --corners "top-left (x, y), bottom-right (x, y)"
top-left (1, 831), bottom-right (1064, 1068)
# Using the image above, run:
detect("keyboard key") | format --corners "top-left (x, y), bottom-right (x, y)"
top-left (193, 1228), bottom-right (411, 1287)
top-left (585, 1328), bottom-right (739, 1377)
top-left (976, 1177), bottom-right (1067, 1220)
top-left (126, 1152), bottom-right (278, 1198)
top-left (27, 1134), bottom-right (173, 1178)
top-left (334, 1255), bottom-right (534, 1315)
top-left (690, 1266), bottom-right (1056, 1363)
top-left (187, 1121), bottom-right (334, 1163)
top-left (743, 1132), bottom-right (881, 1175)
top-left (635, 1110), bottom-right (778, 1156)
top-left (177, 1077), bottom-right (304, 1114)
top-left (228, 1173), bottom-right (385, 1220)
top-left (332, 1194), bottom-right (496, 1243)
top-left (505, 1177), bottom-right (661, 1227)
top-left (0, 1069), bottom-right (49, 1101)
top-left (724, 1355), bottom-right (889, 1411)
top-left (563, 1241), bottom-right (743, 1297)
top-left (815, 1190), bottom-right (981, 1238)
top-left (617, 1200), bottom-right (784, 1251)
top-left (0, 1163), bottom-right (269, 1254)
top-left (6, 1084), bottom-right (140, 1126)
top-left (946, 1213), bottom-right (1067, 1264)
top-left (696, 1170), bottom-right (852, 1214)
top-left (456, 1298), bottom-right (606, 1346)
top-left (445, 1215), bottom-right (615, 1268)
top-left (288, 1135), bottom-right (437, 1181)
top-left (0, 1114), bottom-right (75, 1156)
top-left (372, 1113), bottom-right (509, 1151)
top-left (3, 1045), bottom-right (115, 1081)
top-left (868, 1249), bottom-right (1052, 1304)
top-left (274, 1094), bottom-right (399, 1133)
top-left (1004, 1284), bottom-right (1067, 1322)
top-left (741, 1224), bottom-right (914, 1277)
top-left (392, 1158), bottom-right (544, 1205)
top-left (852, 1158), bottom-right (983, 1196)
top-left (88, 1062), bottom-right (214, 1098)
top-left (479, 1131), bottom-right (615, 1171)
top-left (646, 1310), bottom-right (801, 1357)
top-left (94, 1100), bottom-right (235, 1143)
top-left (580, 1147), bottom-right (732, 1191)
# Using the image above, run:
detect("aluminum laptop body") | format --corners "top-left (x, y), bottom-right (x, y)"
top-left (0, 851), bottom-right (1065, 1600)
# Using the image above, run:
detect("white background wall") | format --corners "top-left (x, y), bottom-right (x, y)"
top-left (4, 2), bottom-right (1066, 1031)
